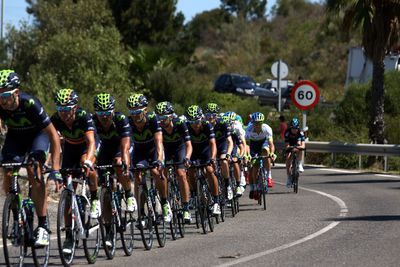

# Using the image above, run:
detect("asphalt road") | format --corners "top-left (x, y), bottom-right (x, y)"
top-left (1, 164), bottom-right (400, 266)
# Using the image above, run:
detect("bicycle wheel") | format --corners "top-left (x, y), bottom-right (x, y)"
top-left (205, 187), bottom-right (215, 233)
top-left (168, 182), bottom-right (178, 240)
top-left (229, 179), bottom-right (236, 217)
top-left (57, 190), bottom-right (76, 266)
top-left (82, 195), bottom-right (100, 264)
top-left (32, 212), bottom-right (50, 267)
top-left (292, 158), bottom-right (298, 193)
top-left (177, 207), bottom-right (185, 238)
top-left (217, 177), bottom-right (225, 223)
top-left (120, 196), bottom-right (135, 256)
top-left (259, 168), bottom-right (267, 210)
top-left (99, 188), bottom-right (116, 259)
top-left (194, 195), bottom-right (200, 229)
top-left (197, 179), bottom-right (208, 234)
top-left (154, 191), bottom-right (166, 247)
top-left (137, 186), bottom-right (153, 250)
top-left (3, 194), bottom-right (25, 267)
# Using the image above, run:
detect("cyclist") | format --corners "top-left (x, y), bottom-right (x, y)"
top-left (204, 103), bottom-right (234, 201)
top-left (155, 101), bottom-right (192, 222)
top-left (185, 105), bottom-right (220, 215)
top-left (93, 93), bottom-right (136, 245)
top-left (51, 89), bottom-right (100, 253)
top-left (222, 112), bottom-right (245, 196)
top-left (0, 70), bottom-right (61, 246)
top-left (284, 118), bottom-right (306, 187)
top-left (127, 94), bottom-right (172, 223)
top-left (245, 112), bottom-right (276, 200)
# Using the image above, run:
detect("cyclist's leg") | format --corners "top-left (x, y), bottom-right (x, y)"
top-left (286, 151), bottom-right (292, 187)
top-left (261, 145), bottom-right (273, 187)
top-left (131, 149), bottom-right (147, 204)
top-left (172, 145), bottom-right (190, 208)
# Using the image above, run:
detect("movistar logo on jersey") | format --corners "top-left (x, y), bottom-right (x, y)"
top-left (24, 99), bottom-right (35, 108)
top-left (190, 133), bottom-right (207, 142)
top-left (5, 117), bottom-right (33, 127)
top-left (62, 129), bottom-right (85, 139)
top-left (78, 110), bottom-right (86, 118)
top-left (99, 131), bottom-right (119, 140)
top-left (163, 132), bottom-right (181, 142)
top-left (117, 114), bottom-right (126, 121)
top-left (132, 128), bottom-right (153, 141)
top-left (215, 130), bottom-right (224, 139)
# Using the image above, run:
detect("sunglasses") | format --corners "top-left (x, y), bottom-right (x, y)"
top-left (206, 113), bottom-right (217, 117)
top-left (97, 110), bottom-right (113, 116)
top-left (188, 120), bottom-right (201, 124)
top-left (158, 115), bottom-right (170, 120)
top-left (0, 89), bottom-right (18, 98)
top-left (56, 105), bottom-right (74, 112)
top-left (129, 108), bottom-right (145, 115)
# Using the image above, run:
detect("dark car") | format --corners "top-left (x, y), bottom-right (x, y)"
top-left (214, 73), bottom-right (283, 106)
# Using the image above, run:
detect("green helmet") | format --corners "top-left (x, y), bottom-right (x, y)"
top-left (0, 69), bottom-right (20, 90)
top-left (204, 103), bottom-right (220, 113)
top-left (155, 101), bottom-right (174, 115)
top-left (93, 93), bottom-right (115, 111)
top-left (185, 105), bottom-right (203, 121)
top-left (127, 94), bottom-right (148, 108)
top-left (54, 89), bottom-right (78, 106)
top-left (222, 111), bottom-right (236, 124)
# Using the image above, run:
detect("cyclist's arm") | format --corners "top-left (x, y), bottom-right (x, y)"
top-left (43, 123), bottom-right (61, 171)
top-left (268, 138), bottom-right (275, 154)
top-left (184, 140), bottom-right (193, 160)
top-left (297, 140), bottom-right (306, 150)
top-left (154, 131), bottom-right (164, 162)
top-left (120, 136), bottom-right (131, 169)
top-left (209, 138), bottom-right (217, 160)
top-left (226, 135), bottom-right (233, 155)
top-left (84, 131), bottom-right (96, 164)
top-left (238, 142), bottom-right (245, 158)
top-left (240, 136), bottom-right (247, 155)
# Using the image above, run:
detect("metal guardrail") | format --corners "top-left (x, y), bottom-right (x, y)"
top-left (274, 140), bottom-right (400, 172)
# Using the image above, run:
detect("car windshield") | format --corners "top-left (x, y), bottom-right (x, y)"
top-left (232, 76), bottom-right (256, 86)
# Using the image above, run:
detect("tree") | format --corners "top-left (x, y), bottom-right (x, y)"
top-left (220, 0), bottom-right (267, 20)
top-left (107, 0), bottom-right (184, 48)
top-left (11, 0), bottom-right (131, 111)
top-left (327, 0), bottom-right (400, 145)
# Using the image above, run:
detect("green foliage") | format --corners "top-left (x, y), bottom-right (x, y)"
top-left (221, 0), bottom-right (267, 20)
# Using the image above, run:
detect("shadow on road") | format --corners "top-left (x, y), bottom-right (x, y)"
top-left (313, 179), bottom-right (400, 185)
top-left (326, 215), bottom-right (400, 222)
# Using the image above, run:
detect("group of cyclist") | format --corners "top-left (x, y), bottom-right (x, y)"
top-left (0, 69), bottom-right (307, 260)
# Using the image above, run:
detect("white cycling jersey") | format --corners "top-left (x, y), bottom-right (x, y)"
top-left (233, 120), bottom-right (245, 138)
top-left (245, 123), bottom-right (273, 142)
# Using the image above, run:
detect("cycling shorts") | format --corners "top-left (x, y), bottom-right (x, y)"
top-left (249, 140), bottom-right (270, 157)
top-left (1, 130), bottom-right (49, 164)
top-left (164, 143), bottom-right (186, 170)
top-left (132, 145), bottom-right (164, 168)
top-left (62, 136), bottom-right (100, 169)
top-left (216, 138), bottom-right (228, 156)
top-left (191, 144), bottom-right (211, 165)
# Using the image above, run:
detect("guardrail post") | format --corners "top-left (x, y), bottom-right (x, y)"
top-left (384, 156), bottom-right (388, 172)
top-left (331, 153), bottom-right (335, 166)
top-left (359, 155), bottom-right (362, 170)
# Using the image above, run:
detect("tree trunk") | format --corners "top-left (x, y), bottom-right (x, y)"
top-left (369, 57), bottom-right (386, 145)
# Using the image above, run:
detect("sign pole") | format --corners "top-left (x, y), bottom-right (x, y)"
top-left (302, 110), bottom-right (307, 130)
top-left (278, 60), bottom-right (281, 112)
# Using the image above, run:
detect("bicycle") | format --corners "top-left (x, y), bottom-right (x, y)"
top-left (96, 164), bottom-right (135, 258)
top-left (190, 161), bottom-right (215, 234)
top-left (134, 165), bottom-right (166, 250)
top-left (165, 161), bottom-right (185, 240)
top-left (1, 161), bottom-right (50, 267)
top-left (228, 158), bottom-right (242, 216)
top-left (56, 167), bottom-right (101, 266)
top-left (286, 146), bottom-right (305, 194)
top-left (214, 162), bottom-right (226, 223)
top-left (250, 155), bottom-right (274, 210)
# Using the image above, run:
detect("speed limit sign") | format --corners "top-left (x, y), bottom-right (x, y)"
top-left (291, 80), bottom-right (320, 110)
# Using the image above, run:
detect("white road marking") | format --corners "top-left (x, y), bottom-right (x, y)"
top-left (217, 183), bottom-right (348, 267)
top-left (375, 174), bottom-right (400, 179)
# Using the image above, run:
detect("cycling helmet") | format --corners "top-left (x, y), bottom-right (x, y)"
top-left (155, 101), bottom-right (174, 115)
top-left (251, 112), bottom-right (264, 122)
top-left (224, 111), bottom-right (236, 123)
top-left (235, 114), bottom-right (243, 124)
top-left (0, 70), bottom-right (20, 90)
top-left (54, 89), bottom-right (78, 106)
top-left (127, 93), bottom-right (148, 108)
top-left (185, 105), bottom-right (203, 121)
top-left (93, 93), bottom-right (115, 111)
top-left (290, 118), bottom-right (300, 128)
top-left (204, 103), bottom-right (220, 113)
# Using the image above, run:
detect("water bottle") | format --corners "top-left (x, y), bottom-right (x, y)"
top-left (23, 198), bottom-right (34, 229)
top-left (76, 195), bottom-right (86, 219)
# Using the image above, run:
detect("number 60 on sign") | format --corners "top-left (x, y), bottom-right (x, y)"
top-left (290, 80), bottom-right (320, 110)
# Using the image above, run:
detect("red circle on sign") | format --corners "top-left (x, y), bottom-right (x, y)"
top-left (291, 80), bottom-right (320, 110)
